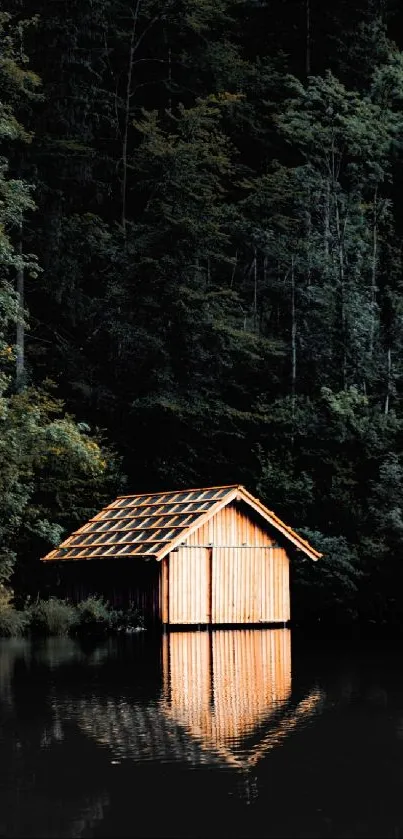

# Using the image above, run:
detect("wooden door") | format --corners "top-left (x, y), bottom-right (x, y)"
top-left (212, 547), bottom-right (289, 624)
top-left (168, 547), bottom-right (210, 624)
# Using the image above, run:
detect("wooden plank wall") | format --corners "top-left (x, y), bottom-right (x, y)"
top-left (212, 547), bottom-right (289, 623)
top-left (185, 502), bottom-right (275, 550)
top-left (168, 547), bottom-right (210, 624)
top-left (180, 502), bottom-right (290, 625)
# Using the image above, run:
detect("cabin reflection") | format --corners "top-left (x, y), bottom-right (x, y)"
top-left (162, 630), bottom-right (292, 760)
top-left (160, 629), bottom-right (324, 769)
top-left (57, 629), bottom-right (324, 771)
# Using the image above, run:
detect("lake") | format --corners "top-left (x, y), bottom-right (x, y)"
top-left (0, 629), bottom-right (402, 838)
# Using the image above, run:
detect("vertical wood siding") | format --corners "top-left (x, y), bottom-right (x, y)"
top-left (210, 545), bottom-right (289, 624)
top-left (168, 547), bottom-right (210, 624)
top-left (164, 502), bottom-right (290, 625)
top-left (184, 501), bottom-right (276, 549)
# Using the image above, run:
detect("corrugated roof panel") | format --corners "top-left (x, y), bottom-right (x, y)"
top-left (94, 522), bottom-right (114, 532)
top-left (101, 546), bottom-right (119, 556)
top-left (130, 530), bottom-right (149, 543)
top-left (80, 523), bottom-right (100, 534)
top-left (130, 544), bottom-right (153, 555)
top-left (96, 510), bottom-right (121, 521)
top-left (116, 544), bottom-right (135, 556)
top-left (81, 534), bottom-right (101, 547)
top-left (143, 543), bottom-right (160, 555)
top-left (114, 498), bottom-right (135, 508)
top-left (119, 518), bottom-right (144, 530)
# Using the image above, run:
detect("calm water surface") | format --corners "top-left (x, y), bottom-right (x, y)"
top-left (0, 629), bottom-right (402, 838)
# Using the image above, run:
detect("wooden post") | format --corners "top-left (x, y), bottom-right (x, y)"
top-left (207, 547), bottom-right (213, 625)
top-left (208, 627), bottom-right (214, 708)
top-left (162, 633), bottom-right (170, 700)
top-left (162, 555), bottom-right (169, 626)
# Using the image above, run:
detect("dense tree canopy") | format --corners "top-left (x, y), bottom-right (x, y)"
top-left (3, 0), bottom-right (403, 627)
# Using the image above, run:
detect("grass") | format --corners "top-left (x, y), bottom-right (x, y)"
top-left (0, 592), bottom-right (145, 638)
top-left (27, 597), bottom-right (79, 636)
top-left (0, 606), bottom-right (28, 637)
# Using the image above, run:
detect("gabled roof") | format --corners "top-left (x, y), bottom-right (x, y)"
top-left (42, 484), bottom-right (322, 563)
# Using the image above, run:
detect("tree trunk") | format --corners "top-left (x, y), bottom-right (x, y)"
top-left (334, 197), bottom-right (347, 388)
top-left (369, 185), bottom-right (378, 358)
top-left (253, 247), bottom-right (258, 331)
top-left (230, 250), bottom-right (238, 288)
top-left (385, 347), bottom-right (391, 415)
top-left (121, 2), bottom-right (161, 240)
top-left (168, 45), bottom-right (172, 113)
top-left (324, 179), bottom-right (330, 267)
top-left (291, 255), bottom-right (297, 442)
top-left (306, 187), bottom-right (312, 287)
top-left (121, 7), bottom-right (139, 239)
top-left (305, 0), bottom-right (311, 76)
top-left (291, 256), bottom-right (297, 395)
top-left (16, 223), bottom-right (25, 390)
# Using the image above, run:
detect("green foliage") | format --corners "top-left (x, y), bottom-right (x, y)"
top-left (75, 597), bottom-right (145, 635)
top-left (109, 605), bottom-right (145, 633)
top-left (75, 596), bottom-right (111, 635)
top-left (0, 582), bottom-right (27, 636)
top-left (0, 605), bottom-right (27, 636)
top-left (292, 530), bottom-right (360, 626)
top-left (2, 0), bottom-right (403, 629)
top-left (5, 595), bottom-right (145, 638)
top-left (27, 597), bottom-right (78, 636)
top-left (0, 12), bottom-right (40, 278)
top-left (0, 382), bottom-right (121, 588)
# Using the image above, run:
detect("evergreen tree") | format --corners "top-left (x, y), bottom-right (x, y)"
top-left (0, 11), bottom-right (121, 591)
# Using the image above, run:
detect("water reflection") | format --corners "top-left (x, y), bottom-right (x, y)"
top-left (0, 638), bottom-right (112, 838)
top-left (161, 629), bottom-right (324, 769)
top-left (53, 630), bottom-right (324, 772)
top-left (5, 630), bottom-right (392, 838)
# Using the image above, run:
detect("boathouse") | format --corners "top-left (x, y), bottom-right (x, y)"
top-left (41, 484), bottom-right (321, 627)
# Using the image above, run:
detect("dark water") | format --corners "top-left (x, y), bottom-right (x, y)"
top-left (0, 630), bottom-right (403, 838)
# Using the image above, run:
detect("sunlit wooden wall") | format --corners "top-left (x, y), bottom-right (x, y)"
top-left (211, 546), bottom-right (288, 624)
top-left (162, 501), bottom-right (290, 625)
top-left (168, 547), bottom-right (210, 624)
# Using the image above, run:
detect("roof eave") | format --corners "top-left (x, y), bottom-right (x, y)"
top-left (235, 487), bottom-right (322, 561)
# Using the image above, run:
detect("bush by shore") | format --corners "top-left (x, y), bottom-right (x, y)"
top-left (0, 588), bottom-right (144, 638)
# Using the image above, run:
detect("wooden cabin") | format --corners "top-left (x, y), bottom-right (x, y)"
top-left (41, 484), bottom-right (321, 628)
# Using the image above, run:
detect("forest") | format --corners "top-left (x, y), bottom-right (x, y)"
top-left (1, 0), bottom-right (403, 629)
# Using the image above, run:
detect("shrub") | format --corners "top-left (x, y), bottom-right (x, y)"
top-left (0, 585), bottom-right (28, 637)
top-left (75, 596), bottom-right (111, 635)
top-left (109, 605), bottom-right (145, 633)
top-left (0, 606), bottom-right (28, 637)
top-left (0, 591), bottom-right (145, 638)
top-left (28, 597), bottom-right (79, 636)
